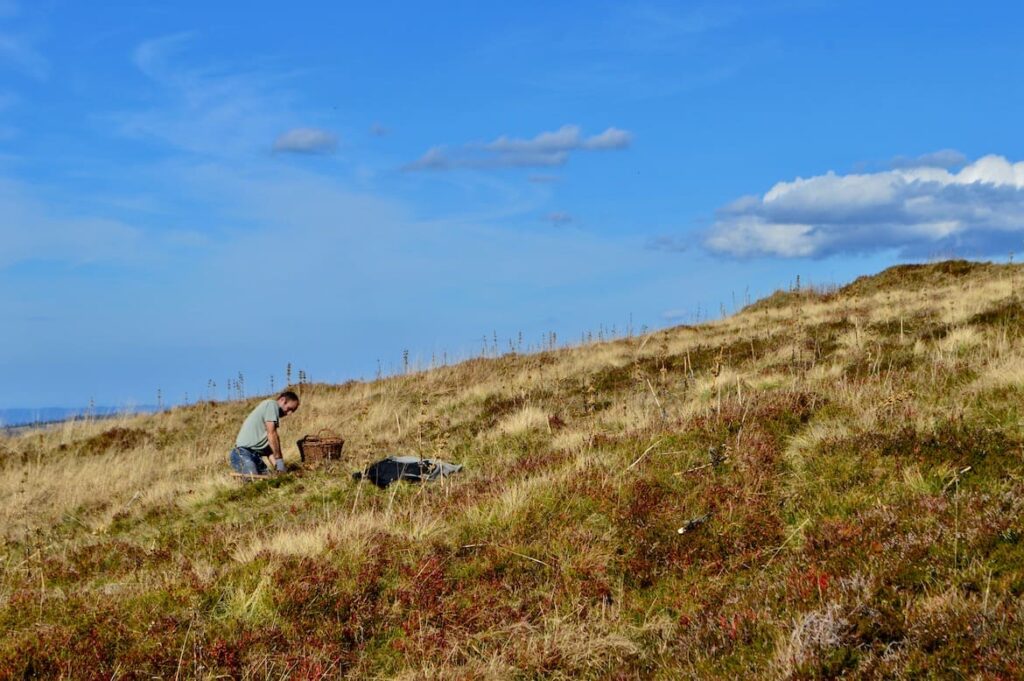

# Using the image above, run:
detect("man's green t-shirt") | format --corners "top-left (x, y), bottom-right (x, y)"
top-left (235, 399), bottom-right (281, 452)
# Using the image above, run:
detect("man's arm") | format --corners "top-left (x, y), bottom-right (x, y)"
top-left (265, 420), bottom-right (286, 471)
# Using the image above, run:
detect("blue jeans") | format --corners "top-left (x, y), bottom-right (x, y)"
top-left (230, 447), bottom-right (269, 475)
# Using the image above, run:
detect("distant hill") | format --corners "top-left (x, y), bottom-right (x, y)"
top-left (0, 405), bottom-right (160, 428)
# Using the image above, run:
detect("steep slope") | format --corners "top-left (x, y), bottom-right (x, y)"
top-left (2, 260), bottom-right (1023, 678)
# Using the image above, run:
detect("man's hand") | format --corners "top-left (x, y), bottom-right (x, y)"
top-left (265, 420), bottom-right (286, 472)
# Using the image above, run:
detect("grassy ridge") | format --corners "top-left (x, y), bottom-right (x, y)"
top-left (2, 260), bottom-right (1024, 679)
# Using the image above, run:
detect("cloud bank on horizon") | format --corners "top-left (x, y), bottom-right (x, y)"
top-left (705, 154), bottom-right (1024, 259)
top-left (404, 125), bottom-right (632, 171)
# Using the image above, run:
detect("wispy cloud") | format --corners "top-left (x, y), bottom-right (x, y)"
top-left (888, 148), bottom-right (966, 170)
top-left (132, 32), bottom-right (195, 79)
top-left (2, 34), bottom-right (316, 270)
top-left (0, 31), bottom-right (46, 80)
top-left (482, 125), bottom-right (631, 153)
top-left (544, 211), bottom-right (573, 225)
top-left (121, 33), bottom-right (300, 157)
top-left (0, 178), bottom-right (141, 268)
top-left (485, 3), bottom-right (756, 99)
top-left (612, 3), bottom-right (744, 52)
top-left (369, 122), bottom-right (390, 137)
top-left (662, 308), bottom-right (691, 322)
top-left (404, 125), bottom-right (632, 171)
top-left (0, 90), bottom-right (17, 138)
top-left (0, 177), bottom-right (207, 270)
top-left (273, 127), bottom-right (338, 154)
top-left (704, 154), bottom-right (1024, 258)
top-left (405, 146), bottom-right (568, 171)
top-left (646, 235), bottom-right (689, 252)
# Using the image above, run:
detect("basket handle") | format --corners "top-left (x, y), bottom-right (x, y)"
top-left (315, 428), bottom-right (342, 439)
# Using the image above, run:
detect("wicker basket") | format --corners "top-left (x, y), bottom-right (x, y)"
top-left (296, 429), bottom-right (345, 465)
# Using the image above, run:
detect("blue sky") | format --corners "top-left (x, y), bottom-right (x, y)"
top-left (4, 1), bottom-right (1024, 409)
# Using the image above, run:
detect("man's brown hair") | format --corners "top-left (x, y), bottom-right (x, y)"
top-left (278, 390), bottom-right (300, 403)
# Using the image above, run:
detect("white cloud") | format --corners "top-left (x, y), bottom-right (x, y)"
top-left (580, 127), bottom-right (633, 150)
top-left (272, 127), bottom-right (338, 154)
top-left (404, 125), bottom-right (632, 171)
top-left (705, 154), bottom-right (1024, 258)
top-left (483, 126), bottom-right (578, 154)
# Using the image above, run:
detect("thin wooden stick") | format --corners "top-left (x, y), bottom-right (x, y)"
top-left (645, 378), bottom-right (667, 419)
top-left (674, 455), bottom-right (730, 476)
top-left (460, 543), bottom-right (553, 568)
top-left (626, 439), bottom-right (665, 471)
top-left (174, 617), bottom-right (194, 680)
top-left (763, 519), bottom-right (810, 567)
top-left (942, 466), bottom-right (972, 493)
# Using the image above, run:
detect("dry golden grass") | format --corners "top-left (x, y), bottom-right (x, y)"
top-left (491, 406), bottom-right (550, 437)
top-left (3, 260), bottom-right (1018, 545)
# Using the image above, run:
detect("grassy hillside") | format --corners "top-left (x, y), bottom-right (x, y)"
top-left (3, 260), bottom-right (1024, 679)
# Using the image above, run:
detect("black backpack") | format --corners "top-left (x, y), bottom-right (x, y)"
top-left (353, 456), bottom-right (462, 489)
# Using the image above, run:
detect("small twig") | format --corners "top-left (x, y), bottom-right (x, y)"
top-left (763, 518), bottom-right (810, 567)
top-left (645, 378), bottom-right (667, 419)
top-left (942, 466), bottom-right (972, 493)
top-left (675, 462), bottom-right (713, 475)
top-left (229, 472), bottom-right (273, 480)
top-left (503, 547), bottom-right (552, 568)
top-left (62, 513), bottom-right (91, 532)
top-left (119, 491), bottom-right (142, 516)
top-left (174, 616), bottom-right (194, 680)
top-left (351, 465), bottom-right (367, 514)
top-left (983, 568), bottom-right (993, 616)
top-left (674, 456), bottom-right (730, 476)
top-left (627, 439), bottom-right (665, 471)
top-left (460, 543), bottom-right (553, 568)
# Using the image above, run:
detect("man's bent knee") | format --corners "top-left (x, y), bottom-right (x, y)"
top-left (229, 447), bottom-right (266, 475)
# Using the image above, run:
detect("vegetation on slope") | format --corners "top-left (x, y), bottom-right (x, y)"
top-left (2, 260), bottom-right (1024, 679)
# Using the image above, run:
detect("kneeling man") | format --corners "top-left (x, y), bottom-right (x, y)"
top-left (230, 391), bottom-right (300, 475)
